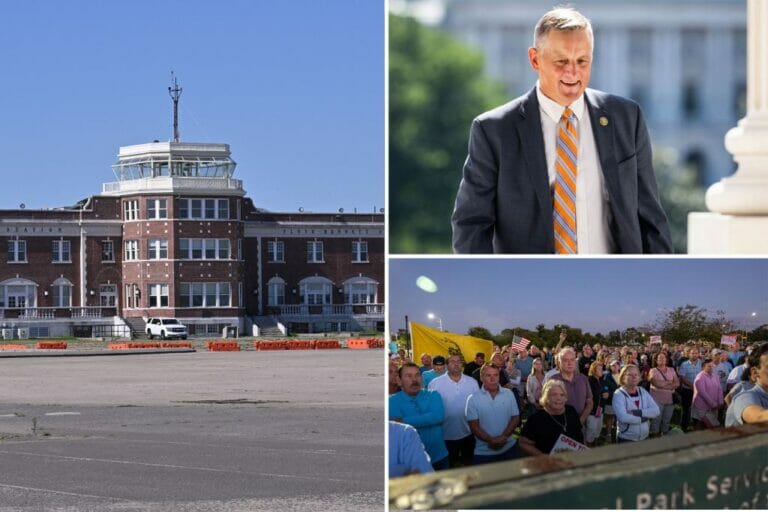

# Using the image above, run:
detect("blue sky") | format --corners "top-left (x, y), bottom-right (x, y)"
top-left (389, 258), bottom-right (768, 335)
top-left (0, 0), bottom-right (383, 213)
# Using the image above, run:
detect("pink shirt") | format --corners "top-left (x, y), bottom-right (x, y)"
top-left (693, 371), bottom-right (724, 411)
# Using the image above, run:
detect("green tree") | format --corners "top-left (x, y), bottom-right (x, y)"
top-left (467, 326), bottom-right (494, 341)
top-left (389, 15), bottom-right (506, 253)
top-left (653, 305), bottom-right (714, 344)
top-left (748, 324), bottom-right (768, 343)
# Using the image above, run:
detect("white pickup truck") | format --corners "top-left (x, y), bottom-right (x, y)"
top-left (146, 318), bottom-right (188, 340)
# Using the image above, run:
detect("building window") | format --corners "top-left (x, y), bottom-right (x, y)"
top-left (178, 239), bottom-right (230, 260)
top-left (178, 282), bottom-right (231, 307)
top-left (343, 277), bottom-right (378, 304)
top-left (100, 284), bottom-right (117, 307)
top-left (307, 241), bottom-right (323, 263)
top-left (218, 200), bottom-right (229, 220)
top-left (148, 239), bottom-right (168, 260)
top-left (147, 198), bottom-right (168, 219)
top-left (52, 278), bottom-right (72, 308)
top-left (7, 239), bottom-right (27, 263)
top-left (148, 284), bottom-right (169, 308)
top-left (52, 240), bottom-right (71, 263)
top-left (125, 284), bottom-right (139, 309)
top-left (124, 200), bottom-right (139, 221)
top-left (178, 198), bottom-right (229, 220)
top-left (352, 241), bottom-right (368, 263)
top-left (124, 240), bottom-right (138, 261)
top-left (268, 278), bottom-right (286, 306)
top-left (237, 239), bottom-right (242, 261)
top-left (0, 278), bottom-right (38, 308)
top-left (299, 277), bottom-right (333, 305)
top-left (101, 240), bottom-right (115, 262)
top-left (268, 241), bottom-right (284, 262)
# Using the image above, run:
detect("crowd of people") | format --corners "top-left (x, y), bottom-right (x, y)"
top-left (388, 337), bottom-right (768, 478)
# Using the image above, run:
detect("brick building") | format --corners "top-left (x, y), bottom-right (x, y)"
top-left (0, 140), bottom-right (384, 339)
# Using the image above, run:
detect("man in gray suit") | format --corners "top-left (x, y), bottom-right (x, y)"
top-left (451, 7), bottom-right (673, 254)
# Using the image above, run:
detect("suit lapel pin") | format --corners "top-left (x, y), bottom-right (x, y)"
top-left (599, 116), bottom-right (609, 127)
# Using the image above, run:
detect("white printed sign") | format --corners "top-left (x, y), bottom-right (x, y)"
top-left (550, 434), bottom-right (589, 454)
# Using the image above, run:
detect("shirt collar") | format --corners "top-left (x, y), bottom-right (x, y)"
top-left (536, 81), bottom-right (586, 124)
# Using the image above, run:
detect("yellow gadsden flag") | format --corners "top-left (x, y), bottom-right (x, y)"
top-left (410, 321), bottom-right (493, 363)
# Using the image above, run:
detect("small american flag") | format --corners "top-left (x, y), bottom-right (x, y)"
top-left (510, 335), bottom-right (531, 352)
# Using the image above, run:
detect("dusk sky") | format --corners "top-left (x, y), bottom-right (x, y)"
top-left (0, 0), bottom-right (383, 213)
top-left (389, 259), bottom-right (767, 335)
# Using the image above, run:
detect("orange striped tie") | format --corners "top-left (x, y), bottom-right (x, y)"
top-left (553, 107), bottom-right (578, 254)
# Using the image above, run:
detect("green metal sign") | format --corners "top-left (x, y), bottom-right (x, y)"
top-left (390, 424), bottom-right (768, 509)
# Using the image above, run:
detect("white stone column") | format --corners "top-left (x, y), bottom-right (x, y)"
top-left (688, 0), bottom-right (768, 254)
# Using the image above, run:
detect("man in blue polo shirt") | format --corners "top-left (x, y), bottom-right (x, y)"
top-left (389, 362), bottom-right (449, 470)
top-left (465, 363), bottom-right (520, 465)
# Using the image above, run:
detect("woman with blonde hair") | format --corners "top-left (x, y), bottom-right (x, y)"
top-left (519, 380), bottom-right (584, 456)
top-left (585, 361), bottom-right (607, 444)
top-left (612, 364), bottom-right (660, 442)
top-left (525, 357), bottom-right (546, 418)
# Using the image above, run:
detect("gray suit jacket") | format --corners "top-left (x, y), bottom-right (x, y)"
top-left (451, 88), bottom-right (673, 254)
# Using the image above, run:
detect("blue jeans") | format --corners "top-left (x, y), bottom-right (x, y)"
top-left (473, 443), bottom-right (518, 465)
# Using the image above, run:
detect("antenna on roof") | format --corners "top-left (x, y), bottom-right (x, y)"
top-left (168, 71), bottom-right (183, 142)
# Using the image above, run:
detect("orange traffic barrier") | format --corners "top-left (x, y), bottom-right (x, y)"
top-left (254, 340), bottom-right (288, 351)
top-left (108, 342), bottom-right (191, 350)
top-left (286, 340), bottom-right (313, 350)
top-left (346, 338), bottom-right (370, 350)
top-left (207, 341), bottom-right (240, 352)
top-left (0, 344), bottom-right (28, 350)
top-left (36, 341), bottom-right (68, 350)
top-left (366, 338), bottom-right (385, 349)
top-left (314, 340), bottom-right (341, 350)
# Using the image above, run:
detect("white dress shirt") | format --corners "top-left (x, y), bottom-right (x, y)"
top-left (536, 85), bottom-right (615, 254)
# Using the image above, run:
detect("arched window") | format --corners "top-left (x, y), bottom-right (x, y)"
top-left (267, 277), bottom-right (286, 306)
top-left (0, 278), bottom-right (38, 309)
top-left (298, 276), bottom-right (333, 305)
top-left (52, 277), bottom-right (73, 308)
top-left (343, 276), bottom-right (378, 304)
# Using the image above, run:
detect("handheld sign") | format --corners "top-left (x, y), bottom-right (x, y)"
top-left (550, 434), bottom-right (589, 454)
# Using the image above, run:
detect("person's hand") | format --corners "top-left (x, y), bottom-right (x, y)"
top-left (559, 332), bottom-right (567, 344)
top-left (602, 392), bottom-right (609, 399)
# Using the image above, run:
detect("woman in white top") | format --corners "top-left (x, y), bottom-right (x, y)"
top-left (612, 364), bottom-right (660, 442)
top-left (525, 357), bottom-right (546, 418)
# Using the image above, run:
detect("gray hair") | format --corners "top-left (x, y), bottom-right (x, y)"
top-left (533, 7), bottom-right (594, 49)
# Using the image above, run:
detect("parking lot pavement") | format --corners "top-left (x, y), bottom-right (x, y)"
top-left (0, 350), bottom-right (384, 511)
